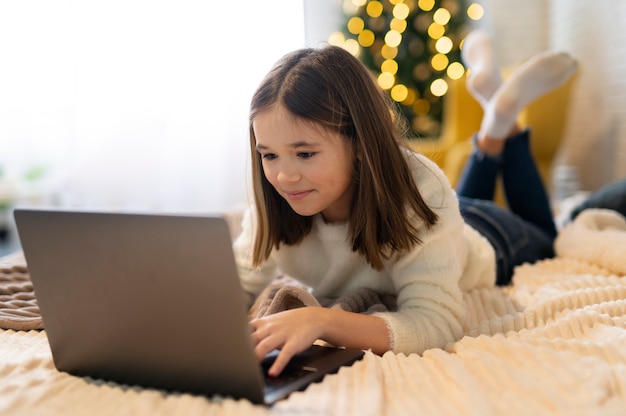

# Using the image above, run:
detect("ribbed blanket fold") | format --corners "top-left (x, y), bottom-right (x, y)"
top-left (1, 208), bottom-right (625, 415)
top-left (0, 253), bottom-right (42, 331)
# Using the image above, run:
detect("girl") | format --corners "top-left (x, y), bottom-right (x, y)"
top-left (234, 34), bottom-right (578, 376)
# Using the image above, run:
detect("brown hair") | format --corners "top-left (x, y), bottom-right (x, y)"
top-left (249, 45), bottom-right (438, 270)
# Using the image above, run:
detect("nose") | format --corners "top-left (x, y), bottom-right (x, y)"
top-left (276, 161), bottom-right (301, 185)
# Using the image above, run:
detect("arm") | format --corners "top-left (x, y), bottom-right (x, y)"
top-left (250, 307), bottom-right (389, 377)
top-left (371, 152), bottom-right (469, 354)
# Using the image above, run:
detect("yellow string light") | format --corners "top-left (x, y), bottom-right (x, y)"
top-left (366, 1), bottom-right (384, 18)
top-left (417, 0), bottom-right (434, 12)
top-left (392, 3), bottom-right (410, 20)
top-left (431, 53), bottom-right (449, 71)
top-left (358, 29), bottom-right (376, 47)
top-left (430, 78), bottom-right (448, 97)
top-left (381, 44), bottom-right (398, 59)
top-left (384, 30), bottom-right (402, 48)
top-left (334, 0), bottom-right (486, 136)
top-left (390, 18), bottom-right (408, 33)
top-left (381, 58), bottom-right (399, 75)
top-left (402, 88), bottom-right (417, 105)
top-left (348, 16), bottom-right (365, 34)
top-left (343, 38), bottom-right (361, 56)
top-left (328, 31), bottom-right (346, 46)
top-left (433, 8), bottom-right (451, 25)
top-left (427, 22), bottom-right (445, 39)
top-left (467, 3), bottom-right (485, 20)
top-left (435, 36), bottom-right (453, 54)
top-left (391, 84), bottom-right (409, 102)
top-left (378, 72), bottom-right (395, 90)
top-left (446, 62), bottom-right (465, 79)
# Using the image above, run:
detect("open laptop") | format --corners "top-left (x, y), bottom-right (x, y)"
top-left (13, 208), bottom-right (364, 405)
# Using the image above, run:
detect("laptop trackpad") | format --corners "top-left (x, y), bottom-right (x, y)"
top-left (261, 345), bottom-right (364, 404)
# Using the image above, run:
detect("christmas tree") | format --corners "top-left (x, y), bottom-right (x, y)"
top-left (330, 0), bottom-right (482, 138)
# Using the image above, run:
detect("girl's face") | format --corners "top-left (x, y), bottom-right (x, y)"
top-left (253, 105), bottom-right (355, 223)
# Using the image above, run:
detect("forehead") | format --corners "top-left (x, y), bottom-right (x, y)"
top-left (253, 105), bottom-right (336, 144)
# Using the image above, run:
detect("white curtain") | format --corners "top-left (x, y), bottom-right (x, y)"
top-left (0, 0), bottom-right (305, 213)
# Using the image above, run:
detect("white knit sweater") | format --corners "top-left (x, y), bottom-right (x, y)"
top-left (233, 150), bottom-right (496, 354)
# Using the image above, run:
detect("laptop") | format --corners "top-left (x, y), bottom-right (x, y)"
top-left (13, 208), bottom-right (364, 405)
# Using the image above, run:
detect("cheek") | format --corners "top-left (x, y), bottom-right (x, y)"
top-left (260, 163), bottom-right (277, 185)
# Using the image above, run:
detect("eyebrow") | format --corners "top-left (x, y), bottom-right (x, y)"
top-left (255, 141), bottom-right (319, 152)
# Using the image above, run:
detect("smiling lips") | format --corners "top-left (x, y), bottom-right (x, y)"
top-left (285, 190), bottom-right (313, 201)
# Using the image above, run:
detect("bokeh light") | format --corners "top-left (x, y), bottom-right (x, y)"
top-left (433, 8), bottom-right (451, 25)
top-left (430, 78), bottom-right (448, 96)
top-left (446, 61), bottom-right (465, 79)
top-left (381, 44), bottom-right (398, 59)
top-left (366, 1), bottom-right (384, 17)
top-left (431, 53), bottom-right (449, 71)
top-left (381, 58), bottom-right (399, 74)
top-left (391, 84), bottom-right (409, 102)
top-left (435, 36), bottom-right (453, 54)
top-left (384, 30), bottom-right (402, 47)
top-left (358, 29), bottom-right (376, 46)
top-left (378, 72), bottom-right (395, 89)
top-left (427, 22), bottom-right (445, 39)
top-left (417, 0), bottom-right (435, 12)
top-left (336, 0), bottom-right (483, 136)
top-left (467, 3), bottom-right (484, 20)
top-left (393, 3), bottom-right (410, 20)
top-left (348, 17), bottom-right (365, 34)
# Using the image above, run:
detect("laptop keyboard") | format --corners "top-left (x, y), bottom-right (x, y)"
top-left (261, 348), bottom-right (322, 391)
top-left (263, 366), bottom-right (316, 389)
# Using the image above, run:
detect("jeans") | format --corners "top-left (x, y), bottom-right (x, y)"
top-left (570, 177), bottom-right (626, 220)
top-left (456, 129), bottom-right (557, 285)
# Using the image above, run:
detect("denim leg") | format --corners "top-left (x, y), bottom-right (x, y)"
top-left (571, 177), bottom-right (626, 220)
top-left (456, 138), bottom-right (500, 201)
top-left (500, 129), bottom-right (557, 239)
top-left (459, 196), bottom-right (556, 285)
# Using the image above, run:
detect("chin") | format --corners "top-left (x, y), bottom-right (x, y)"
top-left (288, 205), bottom-right (320, 218)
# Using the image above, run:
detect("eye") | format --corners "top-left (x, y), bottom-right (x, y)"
top-left (298, 152), bottom-right (316, 159)
top-left (261, 153), bottom-right (277, 161)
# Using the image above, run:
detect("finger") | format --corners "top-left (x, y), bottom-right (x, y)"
top-left (255, 335), bottom-right (283, 362)
top-left (268, 346), bottom-right (296, 377)
top-left (249, 318), bottom-right (261, 332)
top-left (249, 319), bottom-right (269, 345)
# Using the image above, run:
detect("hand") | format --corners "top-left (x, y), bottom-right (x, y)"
top-left (250, 307), bottom-right (327, 377)
top-left (250, 307), bottom-right (390, 377)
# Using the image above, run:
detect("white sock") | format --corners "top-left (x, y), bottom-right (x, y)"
top-left (480, 51), bottom-right (578, 139)
top-left (461, 30), bottom-right (502, 107)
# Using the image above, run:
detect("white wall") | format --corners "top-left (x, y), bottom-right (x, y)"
top-left (549, 0), bottom-right (626, 190)
top-left (303, 0), bottom-right (343, 47)
top-left (477, 0), bottom-right (626, 191)
top-left (0, 1), bottom-right (305, 213)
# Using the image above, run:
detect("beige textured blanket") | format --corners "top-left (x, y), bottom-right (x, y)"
top-left (0, 254), bottom-right (41, 331)
top-left (1, 208), bottom-right (625, 415)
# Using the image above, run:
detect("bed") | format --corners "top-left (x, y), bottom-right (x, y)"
top-left (1, 208), bottom-right (626, 415)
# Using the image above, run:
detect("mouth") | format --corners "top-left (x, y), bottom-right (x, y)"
top-left (284, 190), bottom-right (313, 201)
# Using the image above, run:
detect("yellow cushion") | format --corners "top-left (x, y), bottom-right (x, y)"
top-left (409, 75), bottom-right (576, 206)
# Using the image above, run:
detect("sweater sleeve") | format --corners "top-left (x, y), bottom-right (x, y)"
top-left (372, 153), bottom-right (467, 354)
top-left (232, 208), bottom-right (281, 306)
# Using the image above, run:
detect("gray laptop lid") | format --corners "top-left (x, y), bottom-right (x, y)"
top-left (14, 208), bottom-right (266, 403)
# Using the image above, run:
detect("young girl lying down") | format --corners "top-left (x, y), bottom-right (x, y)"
top-left (233, 33), bottom-right (578, 376)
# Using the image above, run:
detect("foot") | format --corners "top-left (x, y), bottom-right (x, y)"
top-left (462, 30), bottom-right (502, 107)
top-left (479, 50), bottom-right (578, 140)
top-left (476, 126), bottom-right (521, 156)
